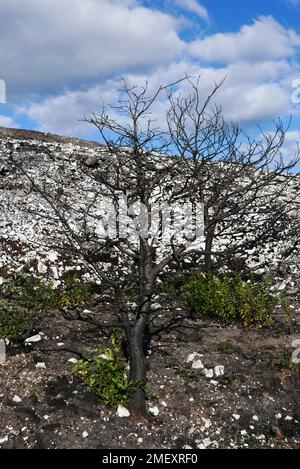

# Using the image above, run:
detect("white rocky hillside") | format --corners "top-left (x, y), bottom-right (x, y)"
top-left (1, 126), bottom-right (300, 295)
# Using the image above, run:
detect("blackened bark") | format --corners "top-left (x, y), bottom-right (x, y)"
top-left (126, 314), bottom-right (148, 416)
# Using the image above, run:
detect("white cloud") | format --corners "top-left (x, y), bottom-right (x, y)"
top-left (0, 115), bottom-right (19, 128)
top-left (0, 2), bottom-right (299, 137)
top-left (175, 0), bottom-right (209, 20)
top-left (19, 56), bottom-right (300, 136)
top-left (189, 16), bottom-right (300, 63)
top-left (0, 0), bottom-right (184, 96)
top-left (285, 0), bottom-right (300, 6)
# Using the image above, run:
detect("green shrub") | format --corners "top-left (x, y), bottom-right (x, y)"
top-left (73, 338), bottom-right (140, 407)
top-left (2, 271), bottom-right (94, 311)
top-left (56, 273), bottom-right (94, 309)
top-left (183, 273), bottom-right (278, 327)
top-left (0, 300), bottom-right (33, 339)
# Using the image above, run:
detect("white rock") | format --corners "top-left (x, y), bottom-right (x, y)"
top-left (202, 438), bottom-right (212, 448)
top-left (82, 431), bottom-right (89, 439)
top-left (233, 414), bottom-right (240, 421)
top-left (48, 251), bottom-right (58, 263)
top-left (36, 362), bottom-right (46, 369)
top-left (214, 365), bottom-right (225, 377)
top-left (116, 405), bottom-right (130, 418)
top-left (12, 395), bottom-right (22, 403)
top-left (252, 415), bottom-right (259, 421)
top-left (183, 444), bottom-right (193, 449)
top-left (201, 417), bottom-right (211, 429)
top-left (150, 303), bottom-right (162, 312)
top-left (285, 415), bottom-right (293, 421)
top-left (187, 352), bottom-right (203, 363)
top-left (25, 334), bottom-right (42, 344)
top-left (68, 358), bottom-right (78, 364)
top-left (137, 437), bottom-right (143, 443)
top-left (276, 413), bottom-right (282, 419)
top-left (197, 443), bottom-right (206, 449)
top-left (0, 436), bottom-right (8, 444)
top-left (202, 368), bottom-right (214, 378)
top-left (241, 430), bottom-right (247, 436)
top-left (149, 405), bottom-right (159, 416)
top-left (98, 353), bottom-right (110, 361)
top-left (192, 360), bottom-right (204, 370)
top-left (210, 380), bottom-right (219, 385)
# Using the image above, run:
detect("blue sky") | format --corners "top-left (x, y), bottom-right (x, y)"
top-left (0, 0), bottom-right (300, 153)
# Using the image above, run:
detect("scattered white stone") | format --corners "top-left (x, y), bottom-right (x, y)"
top-left (68, 358), bottom-right (78, 364)
top-left (137, 437), bottom-right (143, 444)
top-left (192, 360), bottom-right (204, 370)
top-left (149, 405), bottom-right (159, 416)
top-left (12, 395), bottom-right (22, 403)
top-left (183, 445), bottom-right (193, 449)
top-left (187, 352), bottom-right (203, 363)
top-left (25, 334), bottom-right (42, 344)
top-left (233, 414), bottom-right (240, 421)
top-left (202, 368), bottom-right (214, 378)
top-left (214, 365), bottom-right (225, 377)
top-left (201, 417), bottom-right (211, 429)
top-left (150, 303), bottom-right (162, 312)
top-left (98, 354), bottom-right (110, 361)
top-left (285, 416), bottom-right (293, 421)
top-left (241, 430), bottom-right (247, 436)
top-left (36, 362), bottom-right (46, 369)
top-left (48, 251), bottom-right (58, 263)
top-left (210, 380), bottom-right (219, 385)
top-left (0, 436), bottom-right (8, 444)
top-left (252, 415), bottom-right (259, 421)
top-left (202, 438), bottom-right (212, 448)
top-left (44, 415), bottom-right (49, 420)
top-left (276, 413), bottom-right (282, 419)
top-left (116, 405), bottom-right (130, 418)
top-left (82, 431), bottom-right (89, 439)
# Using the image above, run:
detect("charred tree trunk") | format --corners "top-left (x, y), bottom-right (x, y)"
top-left (204, 234), bottom-right (213, 272)
top-left (126, 314), bottom-right (148, 416)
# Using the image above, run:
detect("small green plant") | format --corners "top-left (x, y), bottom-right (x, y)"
top-left (2, 271), bottom-right (95, 311)
top-left (223, 371), bottom-right (237, 385)
top-left (2, 272), bottom-right (55, 312)
top-left (56, 273), bottom-right (94, 309)
top-left (218, 341), bottom-right (237, 354)
top-left (183, 273), bottom-right (279, 327)
top-left (73, 337), bottom-right (141, 407)
top-left (275, 353), bottom-right (299, 372)
top-left (0, 300), bottom-right (33, 339)
top-left (244, 434), bottom-right (259, 448)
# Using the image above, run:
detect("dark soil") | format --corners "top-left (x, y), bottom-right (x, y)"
top-left (0, 306), bottom-right (299, 449)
